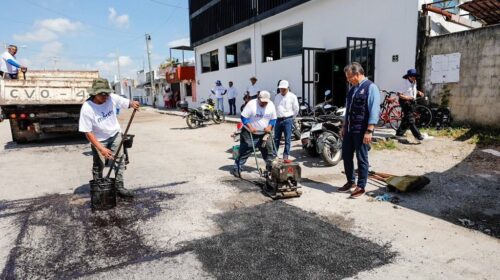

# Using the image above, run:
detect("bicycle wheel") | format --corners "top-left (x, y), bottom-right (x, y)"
top-left (388, 105), bottom-right (402, 130)
top-left (415, 105), bottom-right (432, 128)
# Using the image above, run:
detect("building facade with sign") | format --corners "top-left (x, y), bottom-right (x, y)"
top-left (189, 0), bottom-right (430, 112)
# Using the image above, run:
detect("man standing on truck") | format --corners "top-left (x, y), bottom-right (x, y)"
top-left (1, 45), bottom-right (27, 79)
top-left (79, 78), bottom-right (140, 198)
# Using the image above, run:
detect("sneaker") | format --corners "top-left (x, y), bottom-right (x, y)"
top-left (338, 182), bottom-right (356, 193)
top-left (349, 187), bottom-right (365, 199)
top-left (117, 187), bottom-right (134, 198)
top-left (230, 167), bottom-right (241, 178)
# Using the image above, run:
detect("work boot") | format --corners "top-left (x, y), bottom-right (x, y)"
top-left (116, 187), bottom-right (134, 198)
top-left (230, 166), bottom-right (241, 178)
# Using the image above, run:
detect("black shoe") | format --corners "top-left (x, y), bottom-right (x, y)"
top-left (230, 167), bottom-right (241, 178)
top-left (117, 187), bottom-right (134, 198)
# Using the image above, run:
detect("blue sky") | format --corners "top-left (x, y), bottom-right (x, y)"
top-left (0, 0), bottom-right (191, 79)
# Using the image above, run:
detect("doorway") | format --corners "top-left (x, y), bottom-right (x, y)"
top-left (314, 48), bottom-right (347, 107)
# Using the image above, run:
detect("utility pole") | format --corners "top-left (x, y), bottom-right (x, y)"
top-left (145, 33), bottom-right (156, 108)
top-left (116, 49), bottom-right (122, 96)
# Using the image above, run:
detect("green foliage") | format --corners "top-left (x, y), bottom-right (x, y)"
top-left (372, 139), bottom-right (397, 150)
top-left (421, 126), bottom-right (500, 147)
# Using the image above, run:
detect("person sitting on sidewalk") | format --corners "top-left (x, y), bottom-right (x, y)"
top-left (231, 91), bottom-right (277, 177)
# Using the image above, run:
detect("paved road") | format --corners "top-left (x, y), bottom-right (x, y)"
top-left (0, 109), bottom-right (498, 279)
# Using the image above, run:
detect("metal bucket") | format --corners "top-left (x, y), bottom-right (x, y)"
top-left (90, 178), bottom-right (116, 211)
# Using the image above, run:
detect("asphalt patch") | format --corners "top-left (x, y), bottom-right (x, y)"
top-left (184, 201), bottom-right (396, 280)
top-left (0, 189), bottom-right (177, 279)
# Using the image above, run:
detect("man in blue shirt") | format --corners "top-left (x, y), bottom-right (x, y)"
top-left (338, 62), bottom-right (380, 198)
top-left (1, 45), bottom-right (27, 79)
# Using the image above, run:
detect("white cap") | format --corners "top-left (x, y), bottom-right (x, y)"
top-left (258, 90), bottom-right (271, 102)
top-left (278, 80), bottom-right (289, 89)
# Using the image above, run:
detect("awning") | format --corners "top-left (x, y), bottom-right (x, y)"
top-left (459, 0), bottom-right (500, 25)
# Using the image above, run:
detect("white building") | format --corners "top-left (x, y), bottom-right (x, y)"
top-left (188, 0), bottom-right (478, 113)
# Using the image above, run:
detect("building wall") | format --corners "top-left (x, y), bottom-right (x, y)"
top-left (194, 0), bottom-right (420, 112)
top-left (418, 0), bottom-right (472, 36)
top-left (421, 24), bottom-right (500, 127)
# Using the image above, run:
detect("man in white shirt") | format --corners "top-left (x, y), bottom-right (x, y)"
top-left (231, 91), bottom-right (277, 177)
top-left (211, 80), bottom-right (226, 113)
top-left (1, 45), bottom-right (27, 79)
top-left (79, 78), bottom-right (140, 197)
top-left (273, 80), bottom-right (299, 162)
top-left (227, 81), bottom-right (238, 115)
top-left (396, 69), bottom-right (424, 141)
top-left (246, 76), bottom-right (260, 100)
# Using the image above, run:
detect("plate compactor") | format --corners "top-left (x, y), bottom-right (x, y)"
top-left (248, 130), bottom-right (302, 199)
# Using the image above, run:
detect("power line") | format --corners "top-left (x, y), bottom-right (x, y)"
top-left (148, 0), bottom-right (188, 9)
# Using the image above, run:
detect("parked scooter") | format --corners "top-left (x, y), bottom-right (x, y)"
top-left (178, 98), bottom-right (225, 128)
top-left (299, 113), bottom-right (344, 166)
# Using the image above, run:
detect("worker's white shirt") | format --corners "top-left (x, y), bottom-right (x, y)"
top-left (211, 86), bottom-right (226, 98)
top-left (79, 94), bottom-right (130, 141)
top-left (227, 87), bottom-right (238, 99)
top-left (1, 52), bottom-right (19, 74)
top-left (400, 80), bottom-right (417, 99)
top-left (246, 84), bottom-right (260, 97)
top-left (274, 91), bottom-right (299, 118)
top-left (241, 99), bottom-right (277, 134)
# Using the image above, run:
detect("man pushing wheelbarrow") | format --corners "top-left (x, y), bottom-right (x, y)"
top-left (79, 78), bottom-right (140, 202)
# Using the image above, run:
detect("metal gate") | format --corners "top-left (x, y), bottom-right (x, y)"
top-left (346, 37), bottom-right (376, 81)
top-left (301, 47), bottom-right (325, 105)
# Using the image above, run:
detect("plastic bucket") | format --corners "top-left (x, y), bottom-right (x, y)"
top-left (90, 178), bottom-right (116, 211)
top-left (232, 145), bottom-right (240, 160)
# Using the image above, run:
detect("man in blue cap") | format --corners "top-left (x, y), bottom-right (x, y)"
top-left (396, 69), bottom-right (425, 141)
top-left (211, 80), bottom-right (227, 113)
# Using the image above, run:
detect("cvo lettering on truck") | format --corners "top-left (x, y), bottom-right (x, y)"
top-left (8, 89), bottom-right (88, 100)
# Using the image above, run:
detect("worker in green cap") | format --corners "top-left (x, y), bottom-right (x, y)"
top-left (79, 78), bottom-right (140, 198)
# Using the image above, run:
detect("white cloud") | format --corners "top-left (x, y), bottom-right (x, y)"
top-left (108, 8), bottom-right (129, 29)
top-left (13, 18), bottom-right (83, 42)
top-left (95, 56), bottom-right (135, 78)
top-left (167, 37), bottom-right (190, 48)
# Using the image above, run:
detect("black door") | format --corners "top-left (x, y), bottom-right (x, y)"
top-left (346, 37), bottom-right (376, 82)
top-left (315, 51), bottom-right (332, 105)
top-left (302, 47), bottom-right (325, 106)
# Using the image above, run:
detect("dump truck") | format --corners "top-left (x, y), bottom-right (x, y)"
top-left (0, 70), bottom-right (99, 143)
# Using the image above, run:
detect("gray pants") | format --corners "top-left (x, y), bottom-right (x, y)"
top-left (91, 132), bottom-right (124, 188)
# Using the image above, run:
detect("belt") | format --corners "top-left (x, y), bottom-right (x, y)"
top-left (277, 116), bottom-right (293, 121)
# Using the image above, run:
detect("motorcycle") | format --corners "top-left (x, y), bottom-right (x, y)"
top-left (299, 113), bottom-right (344, 166)
top-left (178, 98), bottom-right (225, 128)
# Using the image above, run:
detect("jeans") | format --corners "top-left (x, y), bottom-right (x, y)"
top-left (91, 132), bottom-right (125, 188)
top-left (216, 97), bottom-right (224, 112)
top-left (342, 132), bottom-right (369, 189)
top-left (235, 129), bottom-right (274, 171)
top-left (228, 98), bottom-right (236, 115)
top-left (274, 117), bottom-right (293, 158)
top-left (396, 101), bottom-right (422, 139)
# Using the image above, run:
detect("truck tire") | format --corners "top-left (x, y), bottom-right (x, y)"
top-left (9, 119), bottom-right (27, 143)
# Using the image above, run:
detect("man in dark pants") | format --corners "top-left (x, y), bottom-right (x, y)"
top-left (338, 63), bottom-right (380, 198)
top-left (396, 69), bottom-right (425, 141)
top-left (227, 81), bottom-right (238, 115)
top-left (231, 91), bottom-right (277, 177)
top-left (79, 78), bottom-right (140, 198)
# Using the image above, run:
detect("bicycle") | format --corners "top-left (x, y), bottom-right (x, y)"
top-left (414, 98), bottom-right (432, 128)
top-left (378, 90), bottom-right (402, 130)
